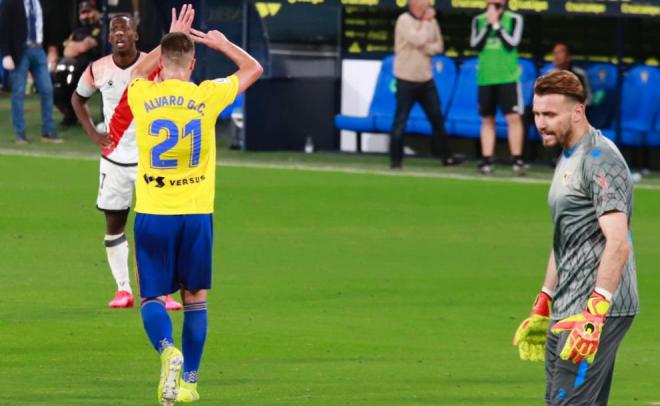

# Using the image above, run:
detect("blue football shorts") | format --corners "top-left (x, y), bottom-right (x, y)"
top-left (134, 213), bottom-right (213, 298)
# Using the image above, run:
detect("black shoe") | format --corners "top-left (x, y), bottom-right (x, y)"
top-left (443, 156), bottom-right (462, 167)
top-left (42, 132), bottom-right (64, 144)
top-left (512, 159), bottom-right (529, 176)
top-left (390, 163), bottom-right (402, 171)
top-left (478, 160), bottom-right (495, 175)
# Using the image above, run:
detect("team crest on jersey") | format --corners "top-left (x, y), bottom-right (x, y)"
top-left (107, 79), bottom-right (114, 87)
top-left (562, 171), bottom-right (573, 186)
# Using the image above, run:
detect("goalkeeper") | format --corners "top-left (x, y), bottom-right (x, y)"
top-left (513, 70), bottom-right (639, 405)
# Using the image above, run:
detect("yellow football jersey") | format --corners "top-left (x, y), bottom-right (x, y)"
top-left (127, 75), bottom-right (238, 214)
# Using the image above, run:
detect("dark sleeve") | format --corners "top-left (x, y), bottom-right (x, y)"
top-left (42, 0), bottom-right (77, 48)
top-left (90, 25), bottom-right (102, 42)
top-left (496, 12), bottom-right (523, 51)
top-left (0, 0), bottom-right (13, 55)
top-left (584, 148), bottom-right (631, 218)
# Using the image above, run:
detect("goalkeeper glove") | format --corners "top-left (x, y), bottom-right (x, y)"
top-left (551, 291), bottom-right (610, 365)
top-left (513, 290), bottom-right (552, 362)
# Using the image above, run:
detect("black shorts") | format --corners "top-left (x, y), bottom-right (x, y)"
top-left (478, 82), bottom-right (523, 117)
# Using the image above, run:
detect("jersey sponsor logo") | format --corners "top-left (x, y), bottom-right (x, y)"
top-left (143, 174), bottom-right (165, 188)
top-left (169, 175), bottom-right (206, 187)
top-left (142, 174), bottom-right (207, 188)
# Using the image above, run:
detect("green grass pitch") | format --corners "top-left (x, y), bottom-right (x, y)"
top-left (0, 154), bottom-right (659, 405)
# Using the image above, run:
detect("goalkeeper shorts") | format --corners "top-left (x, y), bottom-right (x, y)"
top-left (545, 316), bottom-right (633, 406)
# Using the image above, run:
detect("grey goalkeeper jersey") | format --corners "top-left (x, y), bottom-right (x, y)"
top-left (548, 128), bottom-right (639, 320)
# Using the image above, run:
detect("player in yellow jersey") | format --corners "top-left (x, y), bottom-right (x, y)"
top-left (126, 10), bottom-right (263, 403)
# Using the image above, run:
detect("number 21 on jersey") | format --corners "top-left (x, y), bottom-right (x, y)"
top-left (149, 118), bottom-right (202, 169)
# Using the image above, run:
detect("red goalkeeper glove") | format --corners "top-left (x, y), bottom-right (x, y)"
top-left (513, 291), bottom-right (552, 362)
top-left (551, 291), bottom-right (610, 365)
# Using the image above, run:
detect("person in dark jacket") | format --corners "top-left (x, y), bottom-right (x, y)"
top-left (0, 0), bottom-right (62, 143)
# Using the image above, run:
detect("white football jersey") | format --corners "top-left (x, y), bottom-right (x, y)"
top-left (76, 53), bottom-right (147, 164)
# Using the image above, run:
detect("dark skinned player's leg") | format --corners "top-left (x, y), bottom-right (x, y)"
top-left (104, 209), bottom-right (134, 307)
top-left (105, 209), bottom-right (182, 310)
top-left (105, 209), bottom-right (129, 235)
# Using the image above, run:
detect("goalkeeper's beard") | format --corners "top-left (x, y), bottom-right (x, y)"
top-left (542, 120), bottom-right (573, 148)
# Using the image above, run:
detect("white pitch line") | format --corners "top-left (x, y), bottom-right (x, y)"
top-left (2, 148), bottom-right (660, 190)
top-left (216, 159), bottom-right (553, 186)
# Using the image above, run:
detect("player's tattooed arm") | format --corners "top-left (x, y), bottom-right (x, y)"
top-left (130, 3), bottom-right (195, 80)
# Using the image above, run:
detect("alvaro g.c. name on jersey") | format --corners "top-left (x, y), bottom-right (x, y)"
top-left (548, 128), bottom-right (640, 320)
top-left (127, 75), bottom-right (238, 215)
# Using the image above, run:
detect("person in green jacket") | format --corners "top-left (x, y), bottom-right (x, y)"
top-left (470, 0), bottom-right (525, 175)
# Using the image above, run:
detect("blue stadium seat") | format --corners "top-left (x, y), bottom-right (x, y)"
top-left (219, 93), bottom-right (243, 120)
top-left (539, 62), bottom-right (553, 76)
top-left (335, 55), bottom-right (396, 135)
top-left (618, 66), bottom-right (660, 146)
top-left (586, 63), bottom-right (618, 135)
top-left (445, 58), bottom-right (534, 139)
top-left (519, 59), bottom-right (539, 107)
top-left (647, 111), bottom-right (660, 147)
top-left (444, 58), bottom-right (488, 138)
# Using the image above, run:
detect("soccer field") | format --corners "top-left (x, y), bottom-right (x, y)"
top-left (0, 153), bottom-right (658, 405)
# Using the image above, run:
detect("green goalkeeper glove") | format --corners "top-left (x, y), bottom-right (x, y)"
top-left (513, 290), bottom-right (552, 362)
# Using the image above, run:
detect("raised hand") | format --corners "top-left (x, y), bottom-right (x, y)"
top-left (423, 7), bottom-right (436, 21)
top-left (169, 4), bottom-right (195, 34)
top-left (189, 29), bottom-right (228, 52)
top-left (487, 5), bottom-right (499, 25)
top-left (2, 55), bottom-right (15, 71)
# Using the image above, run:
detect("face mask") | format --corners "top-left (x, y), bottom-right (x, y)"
top-left (81, 15), bottom-right (98, 25)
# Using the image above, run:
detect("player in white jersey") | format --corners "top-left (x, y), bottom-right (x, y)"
top-left (71, 14), bottom-right (182, 311)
